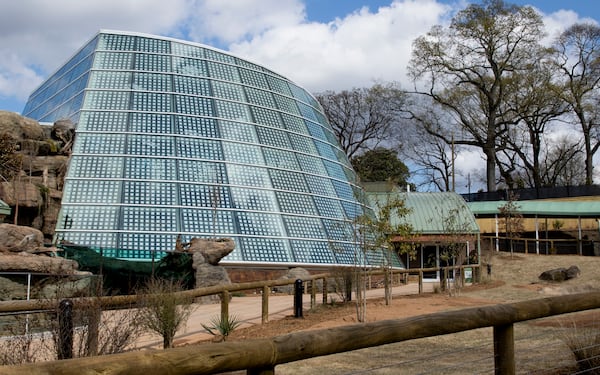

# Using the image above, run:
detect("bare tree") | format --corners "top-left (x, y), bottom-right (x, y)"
top-left (408, 0), bottom-right (545, 192)
top-left (315, 82), bottom-right (407, 159)
top-left (542, 136), bottom-right (586, 186)
top-left (552, 23), bottom-right (600, 185)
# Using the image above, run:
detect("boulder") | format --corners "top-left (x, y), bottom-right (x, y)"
top-left (0, 224), bottom-right (44, 253)
top-left (275, 267), bottom-right (312, 294)
top-left (539, 265), bottom-right (581, 282)
top-left (0, 181), bottom-right (44, 208)
top-left (0, 111), bottom-right (45, 141)
top-left (189, 238), bottom-right (234, 303)
top-left (188, 238), bottom-right (234, 265)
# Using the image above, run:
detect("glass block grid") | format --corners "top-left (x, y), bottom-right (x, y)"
top-left (22, 30), bottom-right (393, 267)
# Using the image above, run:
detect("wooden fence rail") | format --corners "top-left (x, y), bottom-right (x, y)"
top-left (1, 290), bottom-right (599, 375)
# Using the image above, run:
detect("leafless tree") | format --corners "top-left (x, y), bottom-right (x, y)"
top-left (315, 82), bottom-right (407, 159)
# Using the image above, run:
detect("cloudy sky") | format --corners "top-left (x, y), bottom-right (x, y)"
top-left (1, 0), bottom-right (598, 114)
top-left (1, 0), bottom-right (598, 191)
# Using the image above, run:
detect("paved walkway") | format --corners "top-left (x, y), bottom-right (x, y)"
top-left (134, 282), bottom-right (436, 349)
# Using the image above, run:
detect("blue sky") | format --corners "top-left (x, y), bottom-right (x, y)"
top-left (1, 0), bottom-right (597, 115)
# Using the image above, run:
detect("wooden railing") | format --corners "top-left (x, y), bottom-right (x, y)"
top-left (1, 290), bottom-right (599, 375)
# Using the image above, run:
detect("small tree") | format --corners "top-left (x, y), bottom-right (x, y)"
top-left (499, 193), bottom-right (523, 258)
top-left (138, 278), bottom-right (195, 349)
top-left (439, 208), bottom-right (474, 296)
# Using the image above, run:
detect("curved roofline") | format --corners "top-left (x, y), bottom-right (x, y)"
top-left (468, 200), bottom-right (600, 218)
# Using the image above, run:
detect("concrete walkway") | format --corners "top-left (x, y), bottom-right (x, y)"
top-left (134, 281), bottom-right (436, 349)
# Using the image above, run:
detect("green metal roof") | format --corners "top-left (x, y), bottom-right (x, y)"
top-left (467, 200), bottom-right (600, 217)
top-left (366, 192), bottom-right (480, 234)
top-left (0, 199), bottom-right (10, 216)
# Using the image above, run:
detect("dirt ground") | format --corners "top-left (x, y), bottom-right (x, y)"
top-left (221, 251), bottom-right (600, 342)
top-left (192, 251), bottom-right (600, 374)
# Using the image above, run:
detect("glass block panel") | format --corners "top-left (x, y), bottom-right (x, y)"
top-left (281, 113), bottom-right (308, 133)
top-left (172, 43), bottom-right (205, 58)
top-left (132, 72), bottom-right (172, 92)
top-left (68, 156), bottom-right (124, 178)
top-left (298, 102), bottom-right (319, 122)
top-left (176, 116), bottom-right (219, 137)
top-left (342, 201), bottom-right (364, 220)
top-left (245, 87), bottom-right (275, 107)
top-left (239, 68), bottom-right (269, 89)
top-left (178, 161), bottom-right (227, 183)
top-left (78, 111), bottom-right (128, 132)
top-left (58, 232), bottom-right (117, 249)
top-left (212, 81), bottom-right (244, 101)
top-left (227, 165), bottom-right (270, 188)
top-left (219, 120), bottom-right (258, 142)
top-left (322, 219), bottom-right (354, 241)
top-left (174, 95), bottom-right (214, 116)
top-left (288, 83), bottom-right (311, 103)
top-left (136, 37), bottom-right (170, 53)
top-left (274, 94), bottom-right (300, 115)
top-left (173, 75), bottom-right (211, 95)
top-left (305, 175), bottom-right (337, 197)
top-left (63, 180), bottom-right (121, 203)
top-left (182, 208), bottom-right (235, 233)
top-left (134, 53), bottom-right (171, 72)
top-left (173, 57), bottom-right (208, 76)
top-left (84, 91), bottom-right (129, 110)
top-left (205, 49), bottom-right (236, 63)
top-left (266, 75), bottom-right (292, 95)
top-left (332, 243), bottom-right (364, 265)
top-left (58, 206), bottom-right (119, 230)
top-left (124, 157), bottom-right (176, 180)
top-left (74, 134), bottom-right (126, 154)
top-left (88, 71), bottom-right (130, 89)
top-left (315, 141), bottom-right (337, 160)
top-left (236, 212), bottom-right (284, 236)
top-left (262, 148), bottom-right (299, 170)
top-left (123, 181), bottom-right (176, 205)
top-left (120, 233), bottom-right (176, 256)
top-left (283, 216), bottom-right (325, 238)
top-left (324, 160), bottom-right (347, 180)
top-left (207, 61), bottom-right (240, 82)
top-left (93, 52), bottom-right (133, 70)
top-left (177, 138), bottom-right (222, 159)
top-left (130, 113), bottom-right (173, 133)
top-left (256, 127), bottom-right (291, 148)
top-left (275, 191), bottom-right (317, 215)
top-left (290, 240), bottom-right (334, 264)
top-left (122, 207), bottom-right (177, 231)
top-left (251, 107), bottom-right (284, 128)
top-left (215, 100), bottom-right (251, 121)
top-left (222, 142), bottom-right (262, 164)
top-left (179, 183), bottom-right (231, 207)
top-left (230, 187), bottom-right (277, 211)
top-left (290, 134), bottom-right (318, 154)
top-left (97, 34), bottom-right (136, 51)
top-left (127, 134), bottom-right (174, 156)
top-left (297, 153), bottom-right (327, 175)
top-left (239, 237), bottom-right (291, 262)
top-left (131, 92), bottom-right (171, 112)
top-left (269, 169), bottom-right (308, 192)
top-left (332, 180), bottom-right (355, 201)
top-left (313, 196), bottom-right (345, 219)
top-left (305, 120), bottom-right (327, 141)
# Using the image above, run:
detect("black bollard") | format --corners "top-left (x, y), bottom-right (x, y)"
top-left (294, 279), bottom-right (303, 318)
top-left (58, 299), bottom-right (74, 360)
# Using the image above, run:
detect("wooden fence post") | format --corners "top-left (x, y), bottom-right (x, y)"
top-left (57, 299), bottom-right (73, 360)
top-left (221, 290), bottom-right (230, 323)
top-left (494, 323), bottom-right (515, 375)
top-left (418, 270), bottom-right (423, 294)
top-left (310, 280), bottom-right (316, 309)
top-left (322, 278), bottom-right (328, 305)
top-left (262, 286), bottom-right (269, 324)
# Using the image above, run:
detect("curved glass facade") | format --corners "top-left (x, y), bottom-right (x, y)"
top-left (23, 30), bottom-right (400, 267)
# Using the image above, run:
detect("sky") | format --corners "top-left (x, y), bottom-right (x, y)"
top-left (1, 0), bottom-right (598, 191)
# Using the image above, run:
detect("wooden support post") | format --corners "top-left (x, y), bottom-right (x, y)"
top-left (262, 285), bottom-right (269, 324)
top-left (494, 323), bottom-right (515, 375)
top-left (310, 280), bottom-right (316, 309)
top-left (57, 299), bottom-right (74, 360)
top-left (221, 290), bottom-right (230, 323)
top-left (247, 366), bottom-right (275, 375)
top-left (418, 270), bottom-right (423, 294)
top-left (322, 278), bottom-right (328, 305)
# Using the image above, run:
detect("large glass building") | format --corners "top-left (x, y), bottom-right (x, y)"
top-left (23, 30), bottom-right (399, 268)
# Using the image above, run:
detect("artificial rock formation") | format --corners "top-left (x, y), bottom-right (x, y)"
top-left (187, 238), bottom-right (234, 303)
top-left (538, 265), bottom-right (581, 282)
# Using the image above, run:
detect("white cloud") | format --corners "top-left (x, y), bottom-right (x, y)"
top-left (229, 0), bottom-right (452, 92)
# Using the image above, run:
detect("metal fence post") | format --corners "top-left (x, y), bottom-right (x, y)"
top-left (294, 279), bottom-right (303, 318)
top-left (58, 299), bottom-right (74, 360)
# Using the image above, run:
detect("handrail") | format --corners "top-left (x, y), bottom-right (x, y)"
top-left (1, 291), bottom-right (598, 374)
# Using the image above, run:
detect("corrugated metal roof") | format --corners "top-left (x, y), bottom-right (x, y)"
top-left (0, 199), bottom-right (10, 216)
top-left (468, 200), bottom-right (600, 217)
top-left (366, 192), bottom-right (479, 234)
